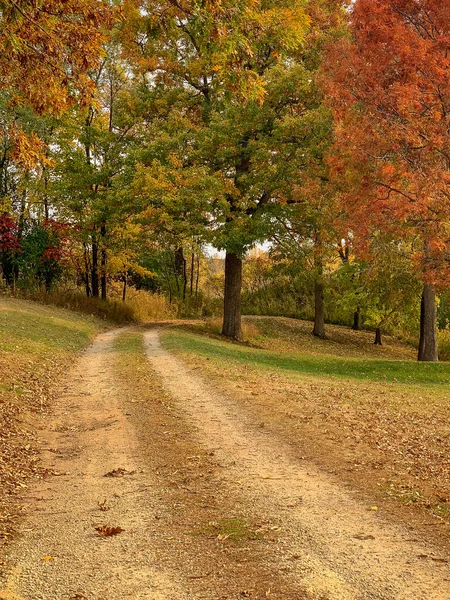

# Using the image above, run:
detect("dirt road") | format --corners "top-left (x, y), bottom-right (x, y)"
top-left (1, 327), bottom-right (449, 600)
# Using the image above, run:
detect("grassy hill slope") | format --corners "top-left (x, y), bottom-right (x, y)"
top-left (0, 297), bottom-right (107, 535)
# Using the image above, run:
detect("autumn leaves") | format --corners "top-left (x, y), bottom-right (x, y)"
top-left (324, 0), bottom-right (450, 360)
top-left (1, 0), bottom-right (448, 359)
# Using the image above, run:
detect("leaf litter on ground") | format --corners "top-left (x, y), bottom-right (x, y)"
top-left (94, 525), bottom-right (125, 537)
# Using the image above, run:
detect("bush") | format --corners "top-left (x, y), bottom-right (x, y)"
top-left (125, 289), bottom-right (176, 321)
top-left (438, 330), bottom-right (450, 362)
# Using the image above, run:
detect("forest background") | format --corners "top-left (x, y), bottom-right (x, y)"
top-left (1, 0), bottom-right (449, 361)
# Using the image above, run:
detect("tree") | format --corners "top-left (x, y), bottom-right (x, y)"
top-left (0, 0), bottom-right (113, 115)
top-left (0, 0), bottom-right (116, 293)
top-left (18, 219), bottom-right (70, 291)
top-left (0, 213), bottom-right (21, 286)
top-left (332, 237), bottom-right (422, 345)
top-left (48, 43), bottom-right (138, 300)
top-left (324, 0), bottom-right (450, 361)
top-left (122, 0), bottom-right (343, 340)
top-left (270, 180), bottom-right (340, 340)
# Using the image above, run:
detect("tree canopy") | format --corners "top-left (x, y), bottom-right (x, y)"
top-left (0, 0), bottom-right (449, 361)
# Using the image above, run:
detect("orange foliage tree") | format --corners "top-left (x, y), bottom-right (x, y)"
top-left (0, 0), bottom-right (113, 114)
top-left (324, 0), bottom-right (450, 361)
top-left (0, 0), bottom-right (114, 175)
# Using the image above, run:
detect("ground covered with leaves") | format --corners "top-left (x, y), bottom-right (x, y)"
top-left (162, 317), bottom-right (450, 550)
top-left (0, 297), bottom-right (106, 541)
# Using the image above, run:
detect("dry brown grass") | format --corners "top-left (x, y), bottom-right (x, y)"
top-left (205, 316), bottom-right (260, 341)
top-left (124, 289), bottom-right (176, 321)
top-left (16, 288), bottom-right (175, 323)
top-left (243, 315), bottom-right (417, 360)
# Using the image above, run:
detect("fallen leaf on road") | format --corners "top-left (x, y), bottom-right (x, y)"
top-left (103, 468), bottom-right (135, 477)
top-left (97, 499), bottom-right (110, 512)
top-left (95, 525), bottom-right (124, 537)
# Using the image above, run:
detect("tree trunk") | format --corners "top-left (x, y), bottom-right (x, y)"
top-left (43, 164), bottom-right (49, 221)
top-left (43, 195), bottom-right (49, 222)
top-left (100, 223), bottom-right (107, 301)
top-left (182, 254), bottom-right (187, 301)
top-left (174, 247), bottom-right (184, 276)
top-left (222, 251), bottom-right (243, 341)
top-left (190, 252), bottom-right (195, 296)
top-left (101, 267), bottom-right (107, 300)
top-left (374, 328), bottom-right (382, 345)
top-left (195, 253), bottom-right (200, 297)
top-left (352, 308), bottom-right (361, 330)
top-left (418, 292), bottom-right (425, 358)
top-left (418, 284), bottom-right (438, 361)
top-left (122, 274), bottom-right (127, 302)
top-left (91, 237), bottom-right (99, 298)
top-left (83, 243), bottom-right (91, 297)
top-left (172, 249), bottom-right (183, 295)
top-left (312, 280), bottom-right (326, 339)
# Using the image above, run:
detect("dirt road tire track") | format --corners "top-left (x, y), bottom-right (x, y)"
top-left (145, 327), bottom-right (450, 600)
top-left (0, 329), bottom-right (187, 600)
top-left (0, 327), bottom-right (312, 600)
top-left (1, 326), bottom-right (450, 600)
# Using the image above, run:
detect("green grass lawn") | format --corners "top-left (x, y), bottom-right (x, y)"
top-left (0, 296), bottom-right (105, 355)
top-left (162, 327), bottom-right (450, 388)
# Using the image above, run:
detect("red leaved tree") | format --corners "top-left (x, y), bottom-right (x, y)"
top-left (0, 214), bottom-right (21, 286)
top-left (323, 0), bottom-right (450, 361)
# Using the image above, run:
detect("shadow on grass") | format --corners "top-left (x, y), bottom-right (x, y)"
top-left (163, 329), bottom-right (450, 387)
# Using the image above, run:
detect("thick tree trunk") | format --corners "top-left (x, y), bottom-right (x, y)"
top-left (374, 328), bottom-right (382, 345)
top-left (312, 280), bottom-right (326, 339)
top-left (222, 251), bottom-right (243, 341)
top-left (418, 284), bottom-right (438, 361)
top-left (352, 308), bottom-right (361, 330)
